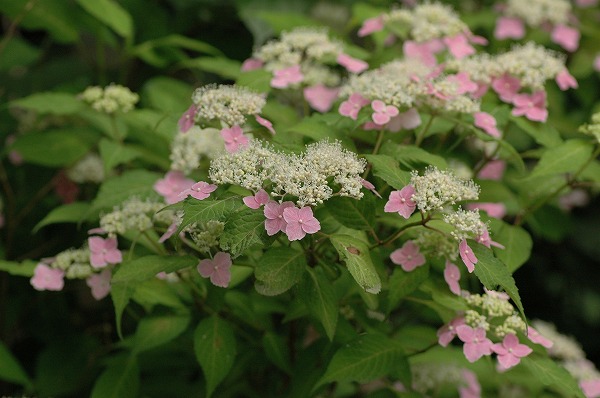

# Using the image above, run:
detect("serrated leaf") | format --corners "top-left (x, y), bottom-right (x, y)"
top-left (330, 234), bottom-right (381, 294)
top-left (90, 355), bottom-right (139, 398)
top-left (511, 116), bottom-right (563, 148)
top-left (254, 247), bottom-right (306, 296)
top-left (220, 208), bottom-right (269, 258)
top-left (490, 219), bottom-right (532, 273)
top-left (387, 265), bottom-right (429, 313)
top-left (11, 92), bottom-right (83, 114)
top-left (112, 255), bottom-right (197, 284)
top-left (99, 139), bottom-right (140, 174)
top-left (0, 341), bottom-right (31, 387)
top-left (132, 314), bottom-right (190, 354)
top-left (178, 196), bottom-right (242, 234)
top-left (384, 144), bottom-right (448, 169)
top-left (11, 129), bottom-right (95, 167)
top-left (90, 170), bottom-right (162, 212)
top-left (262, 332), bottom-right (292, 374)
top-left (521, 356), bottom-right (586, 398)
top-left (0, 260), bottom-right (36, 277)
top-left (471, 243), bottom-right (525, 320)
top-left (528, 139), bottom-right (594, 179)
top-left (76, 0), bottom-right (133, 38)
top-left (181, 57), bottom-right (242, 79)
top-left (363, 154), bottom-right (410, 190)
top-left (33, 202), bottom-right (92, 232)
top-left (299, 267), bottom-right (338, 341)
top-left (194, 316), bottom-right (237, 398)
top-left (318, 334), bottom-right (407, 386)
top-left (326, 195), bottom-right (375, 231)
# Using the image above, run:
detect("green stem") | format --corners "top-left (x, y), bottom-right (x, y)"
top-left (415, 114), bottom-right (435, 147)
top-left (372, 213), bottom-right (431, 249)
top-left (362, 128), bottom-right (386, 180)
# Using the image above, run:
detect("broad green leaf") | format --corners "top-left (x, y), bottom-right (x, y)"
top-left (110, 282), bottom-right (135, 339)
top-left (132, 279), bottom-right (186, 311)
top-left (0, 260), bottom-right (36, 277)
top-left (33, 202), bottom-right (92, 232)
top-left (0, 341), bottom-right (31, 387)
top-left (387, 265), bottom-right (429, 313)
top-left (471, 243), bottom-right (525, 320)
top-left (11, 129), bottom-right (95, 167)
top-left (99, 139), bottom-right (140, 174)
top-left (181, 57), bottom-right (242, 79)
top-left (262, 332), bottom-right (292, 374)
top-left (299, 267), bottom-right (339, 341)
top-left (220, 208), bottom-right (269, 258)
top-left (521, 356), bottom-right (586, 398)
top-left (254, 247), bottom-right (306, 296)
top-left (330, 234), bottom-right (381, 294)
top-left (383, 144), bottom-right (448, 169)
top-left (326, 195), bottom-right (375, 231)
top-left (194, 316), bottom-right (237, 398)
top-left (142, 77), bottom-right (193, 114)
top-left (76, 0), bottom-right (133, 38)
top-left (528, 139), bottom-right (594, 179)
top-left (363, 154), bottom-right (411, 189)
top-left (132, 35), bottom-right (222, 67)
top-left (112, 255), bottom-right (197, 284)
top-left (90, 169), bottom-right (162, 212)
top-left (90, 355), bottom-right (140, 398)
top-left (490, 219), bottom-right (533, 273)
top-left (511, 116), bottom-right (563, 148)
top-left (257, 11), bottom-right (322, 34)
top-left (132, 315), bottom-right (190, 354)
top-left (178, 196), bottom-right (243, 234)
top-left (236, 69), bottom-right (272, 92)
top-left (0, 38), bottom-right (39, 71)
top-left (318, 334), bottom-right (407, 386)
top-left (10, 91), bottom-right (85, 115)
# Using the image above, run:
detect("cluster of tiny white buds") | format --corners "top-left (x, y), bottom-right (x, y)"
top-left (100, 198), bottom-right (169, 237)
top-left (443, 208), bottom-right (488, 241)
top-left (52, 247), bottom-right (93, 279)
top-left (170, 126), bottom-right (224, 175)
top-left (563, 359), bottom-right (600, 381)
top-left (410, 167), bottom-right (480, 213)
top-left (191, 84), bottom-right (266, 127)
top-left (495, 314), bottom-right (527, 337)
top-left (67, 153), bottom-right (105, 184)
top-left (188, 220), bottom-right (225, 253)
top-left (579, 112), bottom-right (600, 144)
top-left (465, 309), bottom-right (490, 331)
top-left (504, 0), bottom-right (571, 27)
top-left (80, 84), bottom-right (139, 114)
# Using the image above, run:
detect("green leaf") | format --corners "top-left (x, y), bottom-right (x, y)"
top-left (110, 282), bottom-right (135, 339)
top-left (112, 255), bottom-right (197, 285)
top-left (132, 314), bottom-right (190, 354)
top-left (181, 57), bottom-right (242, 79)
top-left (220, 208), bottom-right (269, 258)
top-left (511, 116), bottom-right (563, 148)
top-left (98, 139), bottom-right (140, 174)
top-left (387, 265), bottom-right (429, 313)
top-left (490, 219), bottom-right (533, 273)
top-left (326, 195), bottom-right (376, 231)
top-left (299, 267), bottom-right (339, 341)
top-left (363, 154), bottom-right (411, 189)
top-left (471, 243), bottom-right (525, 320)
top-left (142, 77), bottom-right (193, 114)
top-left (132, 35), bottom-right (222, 67)
top-left (285, 115), bottom-right (345, 143)
top-left (0, 37), bottom-right (39, 71)
top-left (76, 0), bottom-right (133, 38)
top-left (521, 356), bottom-right (586, 398)
top-left (10, 91), bottom-right (85, 115)
top-left (11, 129), bottom-right (95, 167)
top-left (33, 202), bottom-right (92, 232)
top-left (90, 355), bottom-right (140, 398)
top-left (236, 69), bottom-right (273, 92)
top-left (257, 11), bottom-right (322, 34)
top-left (90, 169), bottom-right (162, 212)
top-left (384, 144), bottom-right (448, 169)
top-left (528, 139), bottom-right (594, 179)
top-left (318, 334), bottom-right (407, 386)
top-left (262, 332), bottom-right (292, 374)
top-left (0, 260), bottom-right (36, 277)
top-left (194, 316), bottom-right (237, 398)
top-left (0, 341), bottom-right (31, 387)
top-left (254, 247), bottom-right (306, 296)
top-left (330, 234), bottom-right (381, 294)
top-left (178, 196), bottom-right (242, 234)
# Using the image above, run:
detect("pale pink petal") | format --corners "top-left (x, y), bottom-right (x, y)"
top-left (444, 261), bottom-right (461, 295)
top-left (459, 240), bottom-right (478, 273)
top-left (492, 74), bottom-right (521, 103)
top-left (594, 55), bottom-right (600, 72)
top-left (178, 104), bottom-right (197, 133)
top-left (358, 16), bottom-right (384, 37)
top-left (302, 218), bottom-right (321, 234)
top-left (556, 69), bottom-right (578, 90)
top-left (241, 58), bottom-right (263, 71)
top-left (527, 327), bottom-right (554, 348)
top-left (551, 25), bottom-right (580, 52)
top-left (478, 159), bottom-right (505, 180)
top-left (104, 249), bottom-right (122, 264)
top-left (30, 264), bottom-right (65, 291)
top-left (494, 17), bottom-right (525, 40)
top-left (285, 222), bottom-right (306, 241)
top-left (211, 266), bottom-right (231, 288)
top-left (271, 65), bottom-right (303, 88)
top-left (90, 252), bottom-right (107, 269)
top-left (456, 325), bottom-right (475, 343)
top-left (337, 53), bottom-right (369, 73)
top-left (198, 259), bottom-right (214, 278)
top-left (303, 84), bottom-right (340, 113)
top-left (255, 115), bottom-right (276, 134)
top-left (86, 269), bottom-right (112, 300)
top-left (444, 34), bottom-right (475, 59)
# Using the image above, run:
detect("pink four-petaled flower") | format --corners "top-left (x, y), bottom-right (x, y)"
top-left (473, 112), bottom-right (501, 138)
top-left (459, 239), bottom-right (478, 273)
top-left (555, 69), bottom-right (578, 91)
top-left (282, 206), bottom-right (321, 241)
top-left (456, 325), bottom-right (493, 363)
top-left (178, 104), bottom-right (197, 133)
top-left (339, 93), bottom-right (370, 120)
top-left (437, 316), bottom-right (466, 347)
top-left (179, 181), bottom-right (217, 201)
top-left (89, 236), bottom-right (122, 269)
top-left (154, 171), bottom-right (195, 205)
top-left (390, 240), bottom-right (426, 272)
top-left (263, 201), bottom-right (295, 236)
top-left (494, 17), bottom-right (525, 40)
top-left (271, 65), bottom-right (304, 89)
top-left (384, 185), bottom-right (416, 219)
top-left (371, 100), bottom-right (399, 125)
top-left (444, 260), bottom-right (461, 295)
top-left (86, 269), bottom-right (112, 300)
top-left (303, 84), bottom-right (340, 113)
top-left (30, 263), bottom-right (65, 291)
top-left (511, 91), bottom-right (548, 122)
top-left (551, 25), bottom-right (580, 52)
top-left (492, 74), bottom-right (521, 103)
top-left (386, 108), bottom-right (422, 132)
top-left (492, 333), bottom-right (533, 370)
top-left (243, 189), bottom-right (270, 209)
top-left (447, 72), bottom-right (478, 95)
top-left (198, 251), bottom-right (232, 288)
top-left (220, 125), bottom-right (249, 153)
top-left (443, 34), bottom-right (475, 59)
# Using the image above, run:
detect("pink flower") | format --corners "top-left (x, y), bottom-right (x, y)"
top-left (459, 370), bottom-right (482, 398)
top-left (477, 159), bottom-right (506, 180)
top-left (241, 58), bottom-right (263, 71)
top-left (492, 333), bottom-right (533, 370)
top-left (473, 112), bottom-right (501, 138)
top-left (466, 202), bottom-right (506, 219)
top-left (444, 260), bottom-right (461, 295)
top-left (271, 65), bottom-right (303, 88)
top-left (555, 69), bottom-right (578, 91)
top-left (89, 236), bottom-right (122, 269)
top-left (580, 379), bottom-right (600, 398)
top-left (154, 171), bottom-right (195, 204)
top-left (475, 229), bottom-right (506, 249)
top-left (447, 72), bottom-right (478, 95)
top-left (263, 201), bottom-right (295, 236)
top-left (437, 316), bottom-right (466, 347)
top-left (576, 0), bottom-right (599, 6)
top-left (337, 53), bottom-right (368, 73)
top-left (494, 17), bottom-right (525, 40)
top-left (371, 100), bottom-right (399, 125)
top-left (443, 34), bottom-right (475, 59)
top-left (178, 104), bottom-right (197, 133)
top-left (491, 74), bottom-right (521, 103)
top-left (198, 251), bottom-right (231, 288)
top-left (339, 93), bottom-right (370, 120)
top-left (86, 269), bottom-right (112, 300)
top-left (303, 84), bottom-right (340, 113)
top-left (459, 239), bottom-right (478, 273)
top-left (472, 83), bottom-right (489, 99)
top-left (361, 178), bottom-right (382, 198)
top-left (158, 220), bottom-right (179, 243)
top-left (403, 39), bottom-right (443, 67)
top-left (390, 240), bottom-right (426, 272)
top-left (511, 91), bottom-right (548, 122)
top-left (220, 125), bottom-right (249, 153)
top-left (179, 181), bottom-right (217, 201)
top-left (551, 25), bottom-right (580, 52)
top-left (282, 206), bottom-right (321, 241)
top-left (595, 55), bottom-right (600, 72)
top-left (243, 189), bottom-right (270, 209)
top-left (255, 115), bottom-right (276, 135)
top-left (526, 327), bottom-right (554, 348)
top-left (30, 263), bottom-right (64, 291)
top-left (358, 15), bottom-right (384, 37)
top-left (386, 108), bottom-right (422, 132)
top-left (456, 325), bottom-right (493, 362)
top-left (384, 185), bottom-right (416, 219)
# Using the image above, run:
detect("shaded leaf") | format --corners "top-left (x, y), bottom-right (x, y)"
top-left (33, 202), bottom-right (92, 232)
top-left (132, 315), bottom-right (190, 354)
top-left (387, 265), bottom-right (429, 313)
top-left (90, 355), bottom-right (139, 398)
top-left (181, 57), bottom-right (242, 79)
top-left (220, 208), bottom-right (269, 258)
top-left (90, 170), bottom-right (162, 212)
top-left (112, 255), bottom-right (197, 284)
top-left (528, 139), bottom-right (594, 179)
top-left (262, 332), bottom-right (292, 374)
top-left (363, 154), bottom-right (411, 189)
top-left (0, 260), bottom-right (36, 277)
top-left (99, 139), bottom-right (140, 174)
top-left (330, 234), bottom-right (381, 294)
top-left (11, 129), bottom-right (95, 167)
top-left (521, 356), bottom-right (585, 398)
top-left (326, 195), bottom-right (375, 231)
top-left (299, 267), bottom-right (338, 340)
top-left (11, 92), bottom-right (83, 114)
top-left (490, 219), bottom-right (533, 273)
top-left (178, 196), bottom-right (242, 234)
top-left (0, 341), bottom-right (31, 387)
top-left (254, 247), bottom-right (306, 296)
top-left (76, 0), bottom-right (133, 38)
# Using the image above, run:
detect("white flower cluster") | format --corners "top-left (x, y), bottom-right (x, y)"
top-left (443, 208), bottom-right (487, 241)
top-left (465, 291), bottom-right (526, 337)
top-left (80, 84), bottom-right (139, 114)
top-left (531, 320), bottom-right (586, 360)
top-left (579, 112), bottom-right (600, 144)
top-left (192, 84), bottom-right (266, 127)
top-left (170, 126), bottom-right (224, 175)
top-left (209, 139), bottom-right (366, 206)
top-left (410, 167), bottom-right (480, 212)
top-left (67, 153), bottom-right (105, 184)
top-left (384, 2), bottom-right (469, 42)
top-left (504, 0), bottom-right (571, 26)
top-left (188, 220), bottom-right (225, 253)
top-left (100, 198), bottom-right (173, 236)
top-left (51, 247), bottom-right (93, 279)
